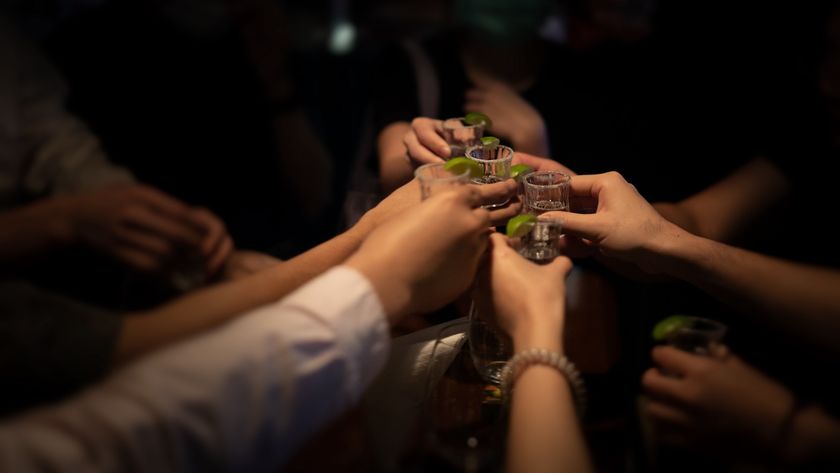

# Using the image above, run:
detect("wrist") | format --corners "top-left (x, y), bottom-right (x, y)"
top-left (512, 305), bottom-right (564, 354)
top-left (641, 221), bottom-right (701, 275)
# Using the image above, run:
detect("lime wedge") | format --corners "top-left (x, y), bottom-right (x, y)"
top-left (465, 112), bottom-right (493, 128)
top-left (444, 157), bottom-right (483, 179)
top-left (652, 315), bottom-right (691, 341)
top-left (510, 164), bottom-right (534, 180)
top-left (481, 136), bottom-right (500, 149)
top-left (506, 214), bottom-right (538, 239)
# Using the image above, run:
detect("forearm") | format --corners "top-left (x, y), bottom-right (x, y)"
top-left (650, 228), bottom-right (840, 354)
top-left (506, 319), bottom-right (593, 473)
top-left (0, 267), bottom-right (389, 472)
top-left (115, 224), bottom-right (369, 365)
top-left (0, 198), bottom-right (74, 268)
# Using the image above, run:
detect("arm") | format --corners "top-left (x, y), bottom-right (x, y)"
top-left (649, 228), bottom-right (840, 356)
top-left (485, 234), bottom-right (593, 473)
top-left (549, 172), bottom-right (840, 357)
top-left (0, 267), bottom-right (390, 473)
top-left (652, 157), bottom-right (789, 242)
top-left (115, 179), bottom-right (516, 365)
top-left (0, 186), bottom-right (492, 472)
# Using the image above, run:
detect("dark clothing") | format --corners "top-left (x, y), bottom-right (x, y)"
top-left (0, 281), bottom-right (120, 415)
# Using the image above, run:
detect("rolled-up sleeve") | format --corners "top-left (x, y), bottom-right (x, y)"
top-left (0, 266), bottom-right (389, 473)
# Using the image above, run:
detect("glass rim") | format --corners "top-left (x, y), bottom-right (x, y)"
top-left (414, 162), bottom-right (470, 181)
top-left (442, 117), bottom-right (485, 131)
top-left (524, 170), bottom-right (571, 187)
top-left (465, 144), bottom-right (515, 164)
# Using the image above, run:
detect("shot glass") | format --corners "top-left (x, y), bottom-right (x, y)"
top-left (515, 219), bottom-right (563, 264)
top-left (441, 117), bottom-right (485, 158)
top-left (466, 144), bottom-right (513, 209)
top-left (415, 162), bottom-right (471, 200)
top-left (523, 171), bottom-right (571, 215)
top-left (664, 317), bottom-right (727, 357)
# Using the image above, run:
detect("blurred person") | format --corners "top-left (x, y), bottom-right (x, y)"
top-left (0, 13), bottom-right (234, 281)
top-left (0, 185), bottom-right (508, 472)
top-left (374, 0), bottom-right (561, 192)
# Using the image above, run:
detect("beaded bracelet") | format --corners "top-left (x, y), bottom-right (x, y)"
top-left (500, 348), bottom-right (587, 417)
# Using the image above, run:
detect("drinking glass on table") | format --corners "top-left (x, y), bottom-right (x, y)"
top-left (415, 162), bottom-right (471, 200)
top-left (522, 171), bottom-right (571, 214)
top-left (465, 144), bottom-right (513, 209)
top-left (441, 117), bottom-right (485, 158)
top-left (664, 316), bottom-right (727, 357)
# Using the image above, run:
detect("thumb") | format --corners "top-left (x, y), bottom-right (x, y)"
top-left (540, 211), bottom-right (602, 241)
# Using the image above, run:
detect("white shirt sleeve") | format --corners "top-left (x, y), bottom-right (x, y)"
top-left (0, 266), bottom-right (389, 473)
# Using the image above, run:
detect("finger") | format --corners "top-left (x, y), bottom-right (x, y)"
top-left (412, 117), bottom-right (450, 159)
top-left (124, 206), bottom-right (203, 246)
top-left (132, 186), bottom-right (191, 220)
top-left (489, 232), bottom-right (512, 250)
top-left (488, 201), bottom-right (522, 226)
top-left (471, 207), bottom-right (492, 229)
top-left (645, 400), bottom-right (692, 427)
top-left (206, 235), bottom-right (234, 276)
top-left (404, 129), bottom-right (445, 165)
top-left (187, 208), bottom-right (228, 256)
top-left (538, 210), bottom-right (604, 242)
top-left (475, 179), bottom-right (517, 206)
top-left (641, 367), bottom-right (686, 403)
top-left (548, 255), bottom-right (573, 277)
top-left (652, 345), bottom-right (713, 376)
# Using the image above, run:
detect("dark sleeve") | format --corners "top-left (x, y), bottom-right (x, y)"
top-left (0, 281), bottom-right (121, 415)
top-left (370, 44), bottom-right (420, 134)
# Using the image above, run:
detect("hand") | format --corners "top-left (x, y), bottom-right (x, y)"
top-left (482, 233), bottom-right (572, 351)
top-left (642, 346), bottom-right (795, 457)
top-left (403, 117), bottom-right (449, 167)
top-left (540, 172), bottom-right (682, 272)
top-left (63, 185), bottom-right (234, 276)
top-left (346, 187), bottom-right (491, 320)
top-left (356, 178), bottom-right (520, 236)
top-left (465, 81), bottom-right (550, 156)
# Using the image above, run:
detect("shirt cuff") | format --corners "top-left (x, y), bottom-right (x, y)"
top-left (280, 266), bottom-right (390, 398)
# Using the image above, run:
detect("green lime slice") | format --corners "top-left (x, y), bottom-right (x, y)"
top-left (652, 315), bottom-right (692, 341)
top-left (444, 157), bottom-right (483, 179)
top-left (480, 136), bottom-right (500, 148)
top-left (464, 112), bottom-right (493, 128)
top-left (506, 214), bottom-right (538, 239)
top-left (510, 164), bottom-right (534, 180)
